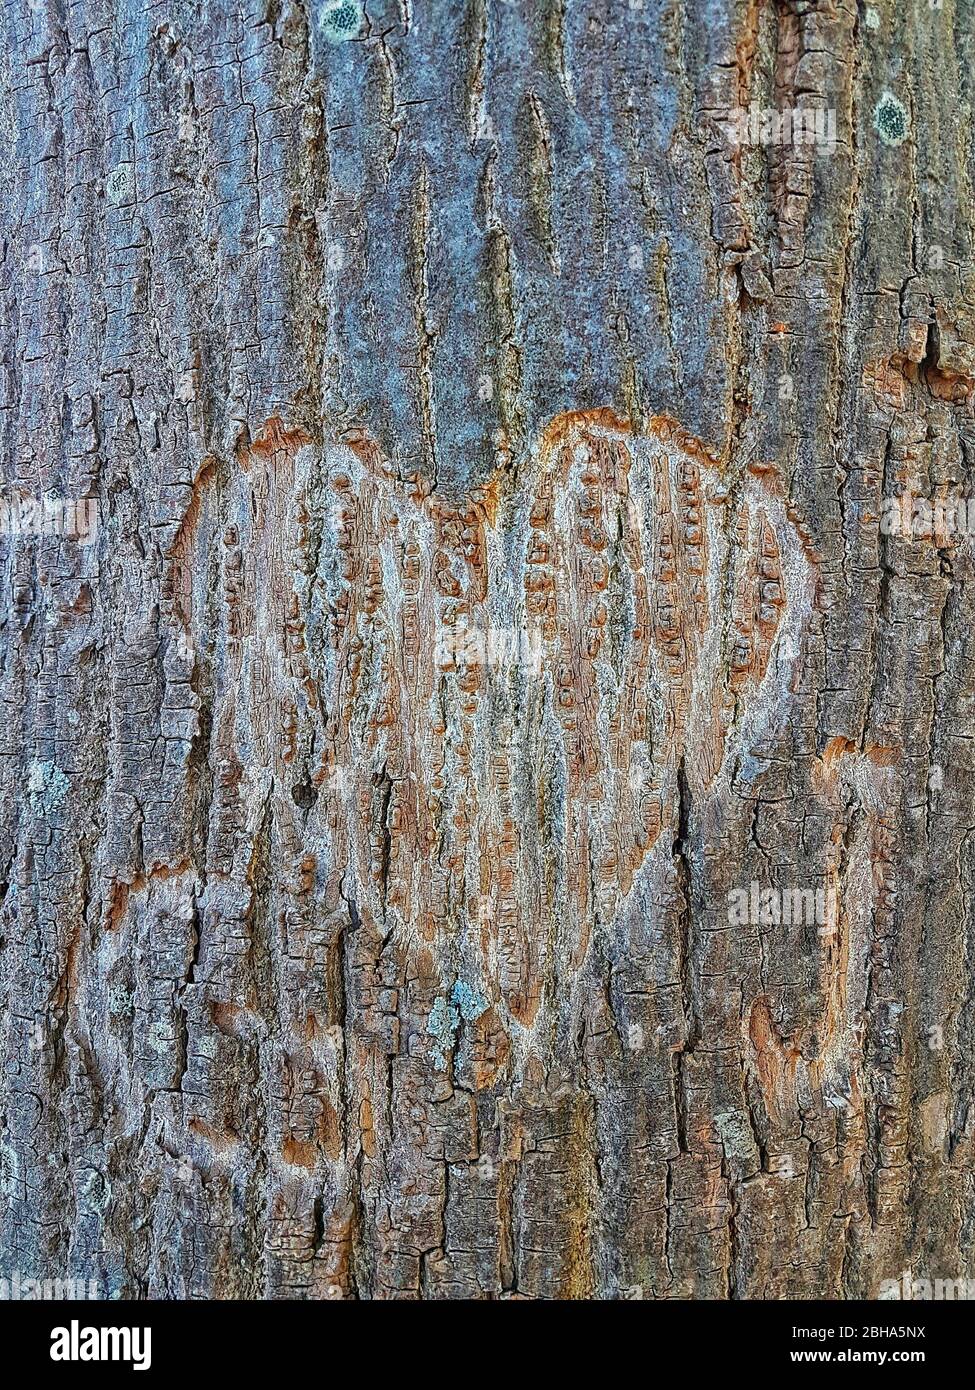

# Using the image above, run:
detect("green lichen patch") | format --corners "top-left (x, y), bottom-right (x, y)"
top-left (873, 91), bottom-right (909, 147)
top-left (427, 995), bottom-right (460, 1068)
top-left (27, 759), bottom-right (70, 812)
top-left (451, 979), bottom-right (489, 1022)
top-left (320, 0), bottom-right (362, 44)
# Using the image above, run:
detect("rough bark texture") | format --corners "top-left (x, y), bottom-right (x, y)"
top-left (1, 0), bottom-right (975, 1301)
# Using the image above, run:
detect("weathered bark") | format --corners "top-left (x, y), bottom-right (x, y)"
top-left (1, 0), bottom-right (974, 1300)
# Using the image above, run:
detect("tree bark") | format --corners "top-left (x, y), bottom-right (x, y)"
top-left (1, 0), bottom-right (974, 1300)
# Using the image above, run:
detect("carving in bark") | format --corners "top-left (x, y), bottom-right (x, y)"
top-left (1, 0), bottom-right (974, 1300)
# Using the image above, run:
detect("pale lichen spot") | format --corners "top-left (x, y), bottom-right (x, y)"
top-left (319, 0), bottom-right (362, 44)
top-left (27, 759), bottom-right (70, 811)
top-left (451, 979), bottom-right (489, 1022)
top-left (873, 91), bottom-right (909, 147)
top-left (105, 164), bottom-right (134, 206)
top-left (427, 995), bottom-right (460, 1068)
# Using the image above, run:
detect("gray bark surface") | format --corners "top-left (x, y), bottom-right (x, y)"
top-left (1, 0), bottom-right (974, 1299)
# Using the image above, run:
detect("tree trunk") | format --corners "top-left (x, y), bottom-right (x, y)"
top-left (1, 0), bottom-right (974, 1301)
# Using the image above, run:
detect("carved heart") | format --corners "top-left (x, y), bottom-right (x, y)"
top-left (313, 410), bottom-right (816, 1030)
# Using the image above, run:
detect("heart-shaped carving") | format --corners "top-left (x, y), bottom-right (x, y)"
top-left (313, 409), bottom-right (817, 1035)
